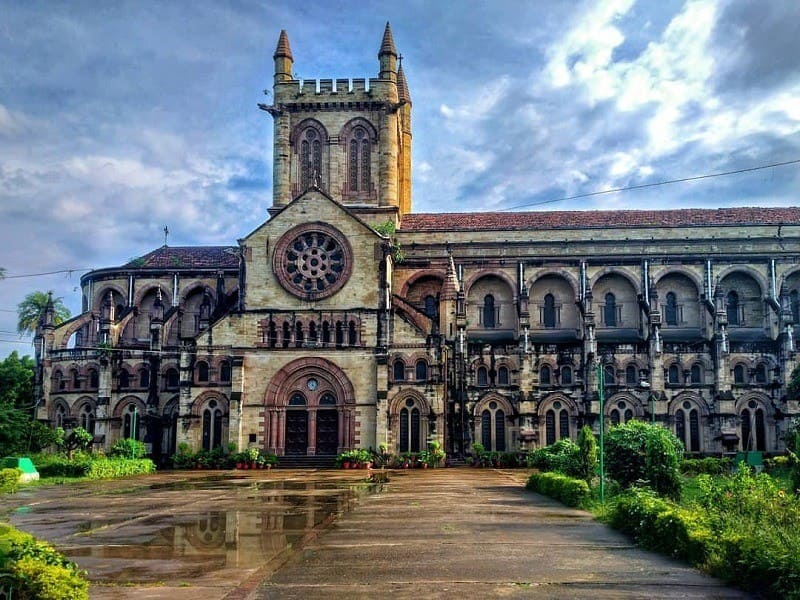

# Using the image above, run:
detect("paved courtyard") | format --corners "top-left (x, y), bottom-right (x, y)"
top-left (0, 469), bottom-right (751, 599)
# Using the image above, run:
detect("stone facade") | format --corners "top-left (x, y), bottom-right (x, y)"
top-left (34, 25), bottom-right (800, 461)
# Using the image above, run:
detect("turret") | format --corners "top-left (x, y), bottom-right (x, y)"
top-left (273, 30), bottom-right (293, 84)
top-left (378, 22), bottom-right (397, 81)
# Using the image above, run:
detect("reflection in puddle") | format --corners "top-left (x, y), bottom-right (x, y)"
top-left (31, 476), bottom-right (381, 585)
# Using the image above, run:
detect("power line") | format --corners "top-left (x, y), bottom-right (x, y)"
top-left (0, 268), bottom-right (91, 280)
top-left (499, 158), bottom-right (800, 211)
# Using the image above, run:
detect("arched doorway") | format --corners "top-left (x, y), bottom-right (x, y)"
top-left (264, 357), bottom-right (356, 456)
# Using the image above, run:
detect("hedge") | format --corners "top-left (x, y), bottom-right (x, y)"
top-left (0, 467), bottom-right (20, 494)
top-left (526, 472), bottom-right (591, 507)
top-left (606, 487), bottom-right (710, 564)
top-left (0, 524), bottom-right (88, 600)
top-left (680, 457), bottom-right (732, 475)
top-left (36, 457), bottom-right (155, 479)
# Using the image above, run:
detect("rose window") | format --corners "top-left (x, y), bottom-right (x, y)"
top-left (274, 223), bottom-right (352, 299)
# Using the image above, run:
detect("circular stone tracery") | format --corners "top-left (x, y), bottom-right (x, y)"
top-left (273, 223), bottom-right (353, 299)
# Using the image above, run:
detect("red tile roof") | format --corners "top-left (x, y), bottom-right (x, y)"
top-left (124, 246), bottom-right (239, 269)
top-left (400, 207), bottom-right (800, 232)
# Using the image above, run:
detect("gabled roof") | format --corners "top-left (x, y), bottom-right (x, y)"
top-left (400, 207), bottom-right (800, 232)
top-left (124, 246), bottom-right (239, 269)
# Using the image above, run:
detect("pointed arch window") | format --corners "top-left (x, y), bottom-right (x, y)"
top-left (476, 366), bottom-right (488, 387)
top-left (498, 366), bottom-right (510, 386)
top-left (733, 364), bottom-right (745, 384)
top-left (561, 365), bottom-right (572, 385)
top-left (545, 400), bottom-right (570, 445)
top-left (300, 128), bottom-right (322, 190)
top-left (80, 404), bottom-right (95, 434)
top-left (480, 401), bottom-right (505, 451)
top-left (726, 291), bottom-right (741, 325)
top-left (675, 401), bottom-right (700, 452)
top-left (741, 400), bottom-right (766, 451)
top-left (755, 363), bottom-right (767, 384)
top-left (348, 127), bottom-right (371, 193)
top-left (393, 359), bottom-right (406, 381)
top-left (540, 365), bottom-right (551, 386)
top-left (139, 367), bottom-right (150, 389)
top-left (399, 398), bottom-right (421, 453)
top-left (625, 365), bottom-right (637, 386)
top-left (543, 293), bottom-right (556, 328)
top-left (54, 403), bottom-right (66, 428)
top-left (220, 361), bottom-right (231, 383)
top-left (123, 404), bottom-right (141, 440)
top-left (118, 369), bottom-right (130, 389)
top-left (603, 364), bottom-right (615, 385)
top-left (668, 364), bottom-right (680, 385)
top-left (604, 293), bottom-right (617, 327)
top-left (690, 364), bottom-right (702, 384)
top-left (197, 361), bottom-right (209, 383)
top-left (415, 359), bottom-right (427, 382)
top-left (89, 368), bottom-right (99, 389)
top-left (202, 399), bottom-right (224, 451)
top-left (482, 295), bottom-right (496, 328)
top-left (791, 290), bottom-right (800, 324)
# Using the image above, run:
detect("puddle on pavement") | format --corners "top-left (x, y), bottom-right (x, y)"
top-left (14, 476), bottom-right (381, 585)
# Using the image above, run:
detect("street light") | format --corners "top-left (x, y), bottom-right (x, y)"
top-left (597, 363), bottom-right (606, 504)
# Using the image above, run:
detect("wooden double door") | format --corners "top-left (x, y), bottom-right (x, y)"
top-left (285, 409), bottom-right (339, 455)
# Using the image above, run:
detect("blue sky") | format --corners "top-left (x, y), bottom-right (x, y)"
top-left (1, 0), bottom-right (799, 358)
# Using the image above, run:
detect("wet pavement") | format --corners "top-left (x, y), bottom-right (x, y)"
top-left (0, 468), bottom-right (751, 599)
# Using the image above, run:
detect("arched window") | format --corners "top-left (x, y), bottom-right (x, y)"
top-left (604, 293), bottom-right (617, 327)
top-left (755, 364), bottom-right (767, 384)
top-left (610, 400), bottom-right (633, 426)
top-left (335, 321), bottom-right (344, 347)
top-left (480, 401), bottom-right (506, 451)
top-left (295, 322), bottom-right (304, 348)
top-left (71, 369), bottom-right (80, 390)
top-left (482, 295), bottom-right (496, 328)
top-left (139, 367), bottom-right (150, 389)
top-left (603, 364), bottom-right (615, 385)
top-left (415, 360), bottom-right (427, 382)
top-left (424, 295), bottom-right (437, 319)
top-left (348, 321), bottom-right (357, 346)
top-left (668, 364), bottom-right (680, 385)
top-left (733, 364), bottom-right (745, 384)
top-left (289, 392), bottom-right (306, 406)
top-left (726, 291), bottom-right (740, 325)
top-left (545, 400), bottom-right (570, 445)
top-left (348, 126), bottom-right (371, 193)
top-left (300, 127), bottom-right (323, 190)
top-left (322, 321), bottom-right (331, 346)
top-left (88, 369), bottom-right (99, 389)
top-left (540, 365), bottom-right (551, 386)
top-left (118, 369), bottom-right (130, 389)
top-left (166, 368), bottom-right (179, 389)
top-left (399, 398), bottom-right (421, 453)
top-left (54, 403), bottom-right (66, 428)
top-left (498, 366), bottom-right (510, 386)
top-left (791, 290), bottom-right (800, 324)
top-left (219, 361), bottom-right (231, 383)
top-left (202, 399), bottom-right (224, 451)
top-left (308, 322), bottom-right (318, 345)
top-left (675, 401), bottom-right (700, 452)
top-left (393, 360), bottom-right (405, 381)
top-left (79, 404), bottom-right (95, 434)
top-left (197, 361), bottom-right (209, 383)
top-left (53, 370), bottom-right (65, 391)
top-left (625, 365), bottom-right (637, 386)
top-left (543, 293), bottom-right (556, 328)
top-left (664, 292), bottom-right (678, 326)
top-left (741, 401), bottom-right (766, 451)
top-left (561, 365), bottom-right (572, 385)
top-left (476, 366), bottom-right (488, 387)
top-left (690, 364), bottom-right (702, 384)
top-left (123, 404), bottom-right (141, 440)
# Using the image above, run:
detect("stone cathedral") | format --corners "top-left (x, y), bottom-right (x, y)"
top-left (34, 25), bottom-right (800, 463)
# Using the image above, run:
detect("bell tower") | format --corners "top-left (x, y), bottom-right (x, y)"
top-left (260, 24), bottom-right (412, 221)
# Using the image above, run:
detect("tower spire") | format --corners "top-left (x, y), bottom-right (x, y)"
top-left (397, 61), bottom-right (411, 103)
top-left (378, 22), bottom-right (397, 81)
top-left (273, 29), bottom-right (294, 84)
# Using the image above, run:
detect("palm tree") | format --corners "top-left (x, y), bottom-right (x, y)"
top-left (17, 291), bottom-right (71, 335)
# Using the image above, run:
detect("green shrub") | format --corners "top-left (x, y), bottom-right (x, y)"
top-left (526, 471), bottom-right (591, 507)
top-left (0, 524), bottom-right (88, 600)
top-left (526, 438), bottom-right (582, 477)
top-left (35, 456), bottom-right (154, 479)
top-left (577, 425), bottom-right (598, 482)
top-left (0, 467), bottom-right (20, 494)
top-left (607, 487), bottom-right (710, 564)
top-left (681, 457), bottom-right (732, 475)
top-left (108, 437), bottom-right (146, 459)
top-left (605, 420), bottom-right (683, 499)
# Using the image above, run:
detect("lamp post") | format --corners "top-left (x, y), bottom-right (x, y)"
top-left (131, 406), bottom-right (137, 459)
top-left (597, 363), bottom-right (606, 504)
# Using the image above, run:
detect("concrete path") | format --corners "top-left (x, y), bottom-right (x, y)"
top-left (256, 469), bottom-right (751, 599)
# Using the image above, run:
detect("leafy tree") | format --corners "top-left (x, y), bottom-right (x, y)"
top-left (16, 290), bottom-right (70, 336)
top-left (0, 404), bottom-right (30, 455)
top-left (788, 364), bottom-right (800, 404)
top-left (605, 420), bottom-right (684, 500)
top-left (0, 351), bottom-right (35, 409)
top-left (55, 427), bottom-right (93, 459)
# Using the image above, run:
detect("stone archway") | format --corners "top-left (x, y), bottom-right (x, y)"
top-left (264, 357), bottom-right (356, 456)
